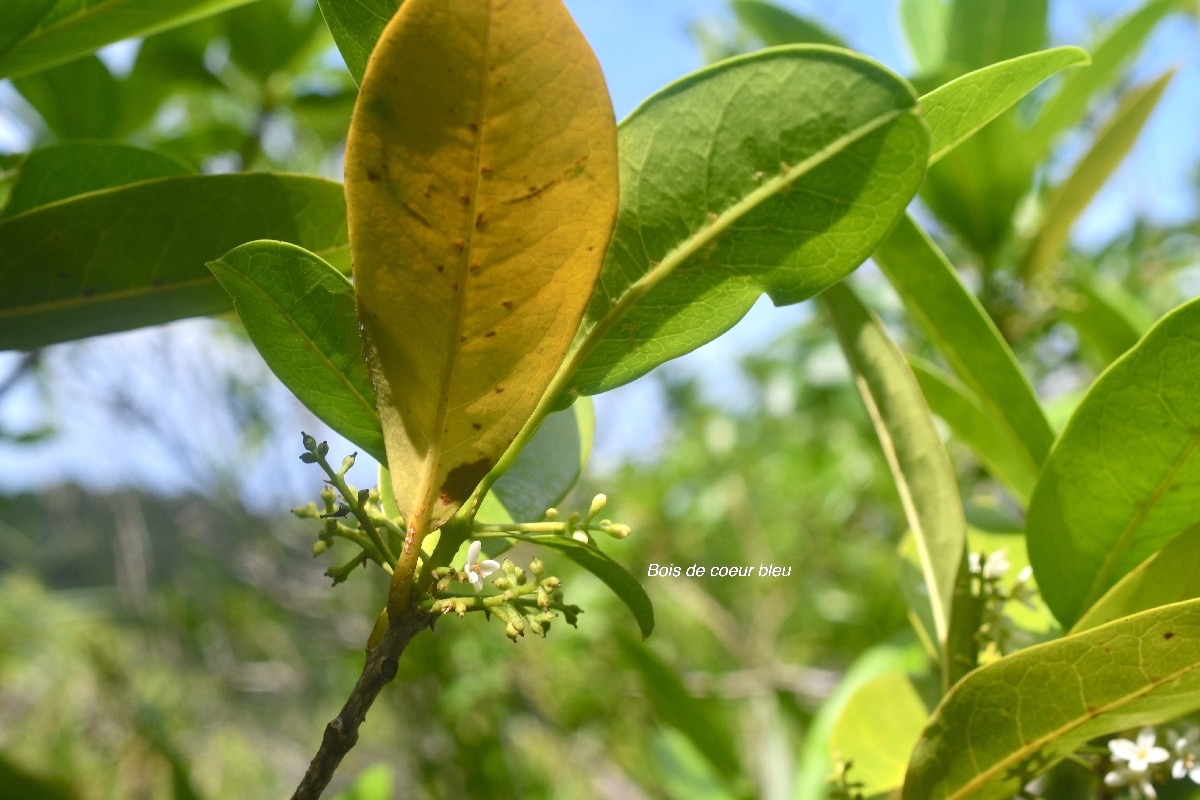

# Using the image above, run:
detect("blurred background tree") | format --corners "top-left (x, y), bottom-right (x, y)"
top-left (1, 0), bottom-right (1198, 798)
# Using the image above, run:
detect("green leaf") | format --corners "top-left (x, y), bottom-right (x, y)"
top-left (900, 0), bottom-right (948, 75)
top-left (944, 0), bottom-right (1047, 77)
top-left (0, 1), bottom-right (55, 59)
top-left (921, 47), bottom-right (1089, 166)
top-left (824, 281), bottom-right (970, 687)
top-left (331, 764), bottom-right (394, 800)
top-left (3, 142), bottom-right (192, 218)
top-left (0, 173), bottom-right (348, 351)
top-left (1074, 524), bottom-right (1200, 633)
top-left (13, 55), bottom-right (120, 139)
top-left (225, 0), bottom-right (323, 82)
top-left (793, 640), bottom-right (928, 800)
top-left (618, 636), bottom-right (736, 776)
top-left (1027, 297), bottom-right (1200, 628)
top-left (904, 598), bottom-right (1200, 800)
top-left (207, 241), bottom-right (386, 465)
top-left (0, 0), bottom-right (257, 80)
top-left (316, 0), bottom-right (398, 85)
top-left (1060, 273), bottom-right (1155, 369)
top-left (1020, 72), bottom-right (1173, 282)
top-left (563, 46), bottom-right (928, 399)
top-left (874, 216), bottom-right (1053, 480)
top-left (529, 535), bottom-right (653, 639)
top-left (729, 0), bottom-right (844, 47)
top-left (830, 672), bottom-right (929, 797)
top-left (909, 357), bottom-right (1035, 504)
top-left (492, 399), bottom-right (594, 523)
top-left (1030, 0), bottom-right (1186, 148)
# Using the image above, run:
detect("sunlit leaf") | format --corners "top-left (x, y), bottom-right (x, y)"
top-left (1060, 273), bottom-right (1155, 369)
top-left (0, 1), bottom-right (55, 59)
top-left (921, 47), bottom-right (1088, 165)
top-left (730, 0), bottom-right (843, 47)
top-left (316, 0), bottom-right (398, 85)
top-left (3, 142), bottom-right (192, 218)
top-left (944, 0), bottom-right (1047, 77)
top-left (492, 399), bottom-right (594, 523)
top-left (13, 55), bottom-right (120, 139)
top-left (904, 598), bottom-right (1200, 800)
top-left (874, 217), bottom-right (1053, 482)
top-left (537, 537), bottom-right (653, 639)
top-left (563, 46), bottom-right (928, 400)
top-left (346, 0), bottom-right (619, 544)
top-left (1027, 297), bottom-right (1200, 627)
top-left (1030, 0), bottom-right (1186, 148)
top-left (1020, 72), bottom-right (1173, 282)
top-left (0, 0), bottom-right (256, 80)
top-left (208, 241), bottom-right (386, 464)
top-left (900, 0), bottom-right (948, 75)
top-left (1074, 524), bottom-right (1200, 633)
top-left (830, 671), bottom-right (929, 797)
top-left (0, 174), bottom-right (349, 351)
top-left (824, 281), bottom-right (971, 687)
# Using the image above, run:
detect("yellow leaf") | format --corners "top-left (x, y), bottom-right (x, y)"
top-left (345, 0), bottom-right (618, 598)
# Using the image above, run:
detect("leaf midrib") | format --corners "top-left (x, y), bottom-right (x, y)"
top-left (943, 647), bottom-right (1200, 798)
top-left (573, 104), bottom-right (914, 382)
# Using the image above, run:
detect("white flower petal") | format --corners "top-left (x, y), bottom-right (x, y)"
top-left (1174, 760), bottom-right (1188, 779)
top-left (479, 559), bottom-right (501, 577)
top-left (468, 571), bottom-right (483, 592)
top-left (1146, 746), bottom-right (1170, 765)
top-left (1137, 728), bottom-right (1159, 749)
top-left (467, 540), bottom-right (482, 565)
top-left (1105, 770), bottom-right (1126, 787)
top-left (1188, 766), bottom-right (1200, 784)
top-left (1111, 738), bottom-right (1140, 760)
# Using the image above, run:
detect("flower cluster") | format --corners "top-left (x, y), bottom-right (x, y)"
top-left (969, 548), bottom-right (1037, 657)
top-left (1103, 727), bottom-right (1200, 799)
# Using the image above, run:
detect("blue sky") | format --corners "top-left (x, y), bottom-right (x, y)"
top-left (0, 0), bottom-right (1197, 501)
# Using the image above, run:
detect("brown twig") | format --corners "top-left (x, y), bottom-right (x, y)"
top-left (290, 607), bottom-right (430, 800)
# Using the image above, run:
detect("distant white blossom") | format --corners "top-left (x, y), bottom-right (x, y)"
top-left (462, 540), bottom-right (500, 592)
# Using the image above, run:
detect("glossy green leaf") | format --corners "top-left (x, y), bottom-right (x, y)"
top-left (1021, 72), bottom-right (1173, 282)
top-left (1074, 525), bottom-right (1200, 633)
top-left (830, 672), bottom-right (929, 797)
top-left (3, 142), bottom-right (192, 218)
top-left (347, 0), bottom-right (619, 547)
top-left (921, 47), bottom-right (1088, 165)
top-left (0, 174), bottom-right (349, 351)
top-left (207, 241), bottom-right (386, 465)
top-left (1027, 297), bottom-right (1200, 628)
top-left (1061, 274), bottom-right (1154, 369)
top-left (1030, 0), bottom-right (1185, 148)
top-left (226, 0), bottom-right (323, 82)
top-left (900, 0), bottom-right (948, 75)
top-left (562, 46), bottom-right (928, 399)
top-left (316, 0), bottom-right (398, 85)
top-left (618, 636), bottom-right (735, 774)
top-left (874, 216), bottom-right (1053, 476)
top-left (944, 0), bottom-right (1047, 77)
top-left (824, 281), bottom-right (969, 686)
top-left (13, 55), bottom-right (120, 139)
top-left (730, 0), bottom-right (843, 47)
top-left (531, 536), bottom-right (653, 639)
top-left (491, 399), bottom-right (594, 523)
top-left (909, 357), bottom-right (1035, 503)
top-left (0, 0), bottom-right (256, 80)
top-left (904, 598), bottom-right (1200, 800)
top-left (0, 1), bottom-right (56, 59)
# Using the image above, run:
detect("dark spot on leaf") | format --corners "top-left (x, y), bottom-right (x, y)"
top-left (484, 330), bottom-right (496, 338)
top-left (367, 170), bottom-right (380, 182)
top-left (494, 386), bottom-right (504, 394)
top-left (436, 265), bottom-right (445, 273)
top-left (450, 282), bottom-right (458, 290)
top-left (472, 423), bottom-right (482, 431)
top-left (469, 262), bottom-right (481, 273)
top-left (480, 166), bottom-right (492, 177)
top-left (454, 239), bottom-right (464, 251)
top-left (1165, 631), bottom-right (1176, 640)
top-left (468, 122), bottom-right (478, 133)
top-left (502, 300), bottom-right (513, 309)
top-left (439, 458), bottom-right (493, 506)
top-left (58, 271), bottom-right (67, 279)
top-left (460, 193), bottom-right (471, 205)
top-left (460, 335), bottom-right (467, 343)
top-left (475, 212), bottom-right (486, 229)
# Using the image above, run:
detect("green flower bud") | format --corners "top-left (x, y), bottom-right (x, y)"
top-left (529, 558), bottom-right (545, 578)
top-left (493, 576), bottom-right (510, 591)
top-left (316, 440), bottom-right (330, 458)
top-left (588, 493), bottom-right (608, 518)
top-left (301, 431), bottom-right (318, 452)
top-left (340, 453), bottom-right (357, 473)
top-left (505, 622), bottom-right (523, 641)
top-left (603, 523), bottom-right (632, 540)
top-left (312, 540), bottom-right (328, 556)
top-left (299, 452), bottom-right (318, 464)
top-left (545, 507), bottom-right (560, 520)
top-left (528, 617), bottom-right (545, 637)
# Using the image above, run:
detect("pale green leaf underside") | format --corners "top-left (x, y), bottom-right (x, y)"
top-left (0, 173), bottom-right (349, 351)
top-left (905, 598), bottom-right (1200, 800)
top-left (1027, 296), bottom-right (1200, 628)
top-left (825, 282), bottom-right (967, 680)
top-left (830, 671), bottom-right (928, 797)
top-left (563, 45), bottom-right (928, 399)
top-left (491, 399), bottom-right (594, 523)
top-left (207, 240), bottom-right (386, 464)
top-left (730, 0), bottom-right (844, 48)
top-left (0, 0), bottom-right (257, 80)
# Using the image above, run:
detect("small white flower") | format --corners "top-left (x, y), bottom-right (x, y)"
top-left (1105, 765), bottom-right (1159, 799)
top-left (1171, 734), bottom-right (1200, 783)
top-left (969, 549), bottom-right (1011, 581)
top-left (1110, 728), bottom-right (1170, 772)
top-left (462, 540), bottom-right (500, 592)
